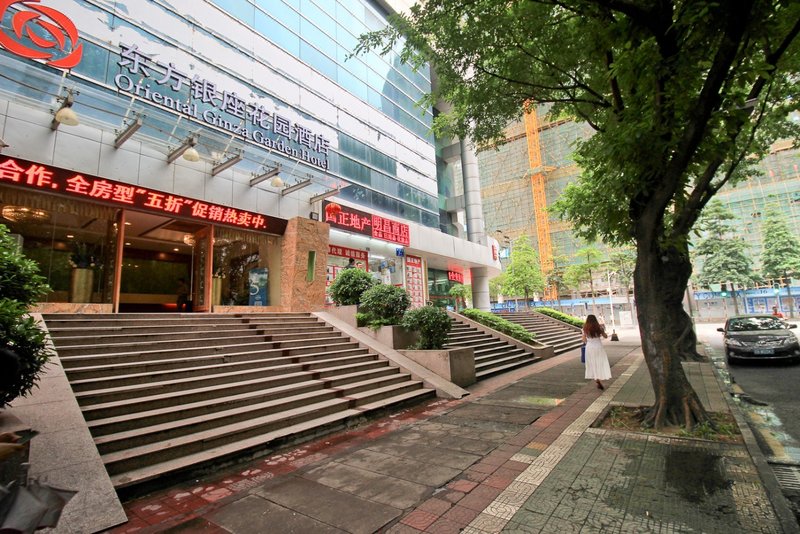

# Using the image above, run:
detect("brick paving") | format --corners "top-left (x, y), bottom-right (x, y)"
top-left (108, 342), bottom-right (793, 534)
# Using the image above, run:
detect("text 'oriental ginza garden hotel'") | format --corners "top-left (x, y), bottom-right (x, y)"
top-left (0, 0), bottom-right (499, 314)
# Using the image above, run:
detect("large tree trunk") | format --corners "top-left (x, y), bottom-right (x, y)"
top-left (635, 240), bottom-right (710, 430)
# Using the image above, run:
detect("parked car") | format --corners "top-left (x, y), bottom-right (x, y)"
top-left (718, 315), bottom-right (800, 364)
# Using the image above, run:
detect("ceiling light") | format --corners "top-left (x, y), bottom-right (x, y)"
top-left (211, 149), bottom-right (243, 176)
top-left (270, 176), bottom-right (284, 188)
top-left (173, 248), bottom-right (179, 252)
top-left (114, 115), bottom-right (143, 148)
top-left (1, 205), bottom-right (50, 223)
top-left (167, 135), bottom-right (200, 163)
top-left (250, 166), bottom-right (281, 186)
top-left (51, 89), bottom-right (79, 129)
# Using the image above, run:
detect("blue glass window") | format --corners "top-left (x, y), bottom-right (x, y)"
top-left (255, 11), bottom-right (300, 56)
top-left (211, 0), bottom-right (255, 25)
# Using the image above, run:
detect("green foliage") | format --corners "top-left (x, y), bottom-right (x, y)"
top-left (359, 284), bottom-right (411, 329)
top-left (760, 210), bottom-right (800, 280)
top-left (0, 225), bottom-right (50, 304)
top-left (401, 305), bottom-right (451, 350)
top-left (355, 312), bottom-right (369, 328)
top-left (488, 274), bottom-right (505, 299)
top-left (536, 307), bottom-right (584, 328)
top-left (693, 200), bottom-right (754, 287)
top-left (0, 224), bottom-right (52, 407)
top-left (328, 268), bottom-right (377, 306)
top-left (608, 247), bottom-right (636, 294)
top-left (503, 237), bottom-right (545, 302)
top-left (461, 308), bottom-right (536, 344)
top-left (448, 283), bottom-right (471, 311)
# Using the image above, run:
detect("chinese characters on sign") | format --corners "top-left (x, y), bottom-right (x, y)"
top-left (322, 201), bottom-right (410, 246)
top-left (327, 245), bottom-right (368, 264)
top-left (0, 157), bottom-right (286, 234)
top-left (114, 43), bottom-right (330, 170)
top-left (405, 255), bottom-right (425, 309)
top-left (448, 271), bottom-right (464, 284)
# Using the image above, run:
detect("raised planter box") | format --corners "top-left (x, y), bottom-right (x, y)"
top-left (399, 347), bottom-right (476, 387)
top-left (358, 324), bottom-right (419, 350)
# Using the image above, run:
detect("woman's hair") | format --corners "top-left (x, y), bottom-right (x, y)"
top-left (583, 314), bottom-right (604, 338)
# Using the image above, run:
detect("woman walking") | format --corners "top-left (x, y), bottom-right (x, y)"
top-left (583, 314), bottom-right (611, 389)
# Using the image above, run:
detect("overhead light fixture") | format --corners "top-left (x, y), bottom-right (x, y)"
top-left (1, 205), bottom-right (50, 223)
top-left (51, 89), bottom-right (79, 130)
top-left (182, 234), bottom-right (196, 246)
top-left (167, 135), bottom-right (200, 163)
top-left (211, 149), bottom-right (243, 176)
top-left (309, 187), bottom-right (341, 204)
top-left (114, 115), bottom-right (143, 148)
top-left (281, 178), bottom-right (312, 196)
top-left (250, 166), bottom-right (281, 187)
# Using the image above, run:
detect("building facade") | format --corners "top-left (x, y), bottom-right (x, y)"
top-left (0, 0), bottom-right (498, 313)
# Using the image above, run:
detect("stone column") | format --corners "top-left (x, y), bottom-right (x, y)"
top-left (280, 216), bottom-right (329, 311)
top-left (471, 267), bottom-right (491, 311)
top-left (460, 136), bottom-right (486, 245)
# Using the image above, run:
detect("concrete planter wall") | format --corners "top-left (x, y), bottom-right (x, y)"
top-left (399, 347), bottom-right (476, 387)
top-left (358, 324), bottom-right (419, 350)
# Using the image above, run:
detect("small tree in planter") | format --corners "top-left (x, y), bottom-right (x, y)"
top-left (401, 305), bottom-right (451, 350)
top-left (328, 268), bottom-right (378, 306)
top-left (359, 284), bottom-right (411, 329)
top-left (0, 224), bottom-right (52, 407)
top-left (448, 283), bottom-right (470, 312)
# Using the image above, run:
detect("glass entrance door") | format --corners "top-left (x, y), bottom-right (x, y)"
top-left (190, 226), bottom-right (213, 312)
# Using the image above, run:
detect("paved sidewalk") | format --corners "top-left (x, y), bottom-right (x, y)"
top-left (109, 340), bottom-right (796, 533)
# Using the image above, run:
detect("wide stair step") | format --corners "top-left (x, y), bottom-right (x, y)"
top-left (42, 312), bottom-right (435, 489)
top-left (494, 311), bottom-right (583, 355)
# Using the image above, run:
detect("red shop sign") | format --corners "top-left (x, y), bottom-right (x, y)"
top-left (323, 200), bottom-right (410, 246)
top-left (0, 157), bottom-right (287, 234)
top-left (448, 271), bottom-right (464, 284)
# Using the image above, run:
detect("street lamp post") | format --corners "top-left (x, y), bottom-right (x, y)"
top-left (607, 270), bottom-right (619, 341)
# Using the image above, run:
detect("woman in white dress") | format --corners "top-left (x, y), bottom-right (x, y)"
top-left (583, 314), bottom-right (612, 389)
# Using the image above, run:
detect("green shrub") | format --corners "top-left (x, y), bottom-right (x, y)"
top-left (328, 268), bottom-right (377, 306)
top-left (0, 224), bottom-right (52, 407)
top-left (535, 307), bottom-right (584, 327)
top-left (401, 305), bottom-right (451, 350)
top-left (359, 284), bottom-right (411, 329)
top-left (461, 308), bottom-right (536, 344)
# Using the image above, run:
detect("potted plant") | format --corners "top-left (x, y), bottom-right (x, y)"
top-left (0, 224), bottom-right (52, 407)
top-left (357, 284), bottom-right (417, 348)
top-left (399, 305), bottom-right (475, 387)
top-left (328, 267), bottom-right (377, 306)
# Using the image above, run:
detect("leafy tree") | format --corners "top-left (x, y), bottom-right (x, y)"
top-left (608, 247), bottom-right (636, 315)
top-left (488, 274), bottom-right (505, 301)
top-left (502, 236), bottom-right (545, 309)
top-left (0, 224), bottom-right (52, 406)
top-left (356, 0), bottom-right (800, 430)
top-left (693, 200), bottom-right (754, 314)
top-left (546, 253), bottom-right (569, 311)
top-left (448, 283), bottom-right (471, 312)
top-left (563, 246), bottom-right (603, 315)
top-left (760, 209), bottom-right (800, 281)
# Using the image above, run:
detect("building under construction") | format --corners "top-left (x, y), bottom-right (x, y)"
top-left (466, 109), bottom-right (800, 318)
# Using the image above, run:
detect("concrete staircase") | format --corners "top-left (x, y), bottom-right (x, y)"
top-left (495, 311), bottom-right (584, 354)
top-left (444, 317), bottom-right (540, 379)
top-left (42, 313), bottom-right (435, 489)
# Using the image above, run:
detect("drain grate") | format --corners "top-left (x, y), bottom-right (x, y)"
top-left (770, 464), bottom-right (800, 491)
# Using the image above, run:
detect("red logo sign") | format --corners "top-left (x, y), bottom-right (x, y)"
top-left (0, 157), bottom-right (287, 234)
top-left (491, 244), bottom-right (498, 261)
top-left (0, 0), bottom-right (82, 68)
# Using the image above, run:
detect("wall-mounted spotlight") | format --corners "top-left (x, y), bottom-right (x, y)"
top-left (281, 178), bottom-right (312, 196)
top-left (211, 149), bottom-right (243, 176)
top-left (114, 115), bottom-right (143, 148)
top-left (309, 187), bottom-right (341, 204)
top-left (167, 135), bottom-right (200, 163)
top-left (51, 89), bottom-right (79, 130)
top-left (250, 166), bottom-right (281, 187)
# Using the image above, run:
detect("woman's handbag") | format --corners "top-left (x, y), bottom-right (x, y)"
top-left (581, 344), bottom-right (586, 364)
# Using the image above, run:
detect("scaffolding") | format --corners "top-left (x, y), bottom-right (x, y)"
top-left (524, 107), bottom-right (556, 298)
